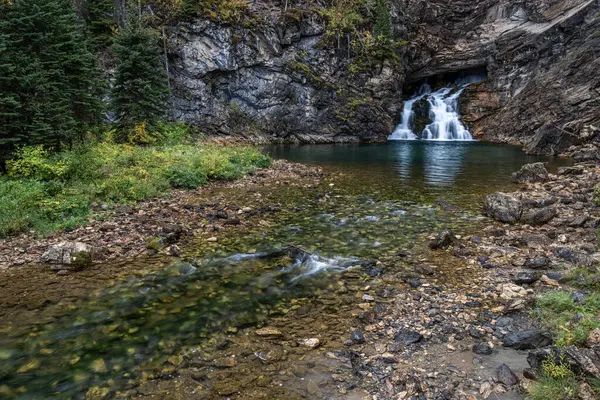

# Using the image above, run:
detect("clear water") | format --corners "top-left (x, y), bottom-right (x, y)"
top-left (268, 141), bottom-right (572, 209)
top-left (0, 142), bottom-right (572, 399)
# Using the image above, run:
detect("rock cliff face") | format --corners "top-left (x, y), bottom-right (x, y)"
top-left (168, 0), bottom-right (600, 153)
top-left (169, 16), bottom-right (400, 143)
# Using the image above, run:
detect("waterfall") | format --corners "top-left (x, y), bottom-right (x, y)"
top-left (389, 76), bottom-right (484, 141)
top-left (388, 85), bottom-right (431, 140)
top-left (422, 87), bottom-right (471, 141)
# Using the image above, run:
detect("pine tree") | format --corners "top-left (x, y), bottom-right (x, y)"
top-left (112, 17), bottom-right (169, 143)
top-left (86, 0), bottom-right (118, 49)
top-left (373, 0), bottom-right (392, 40)
top-left (0, 4), bottom-right (20, 163)
top-left (0, 0), bottom-right (103, 153)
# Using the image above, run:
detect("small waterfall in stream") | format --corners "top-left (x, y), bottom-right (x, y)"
top-left (388, 75), bottom-right (484, 141)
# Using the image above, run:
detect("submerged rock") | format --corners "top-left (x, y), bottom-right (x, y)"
top-left (483, 193), bottom-right (522, 223)
top-left (428, 229), bottom-right (456, 250)
top-left (41, 242), bottom-right (93, 271)
top-left (255, 328), bottom-right (282, 337)
top-left (351, 329), bottom-right (365, 344)
top-left (297, 338), bottom-right (320, 349)
top-left (512, 163), bottom-right (549, 183)
top-left (473, 343), bottom-right (493, 355)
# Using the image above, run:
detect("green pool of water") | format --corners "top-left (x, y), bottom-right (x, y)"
top-left (268, 141), bottom-right (572, 208)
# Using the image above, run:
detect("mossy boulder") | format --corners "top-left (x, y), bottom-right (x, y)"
top-left (41, 242), bottom-right (93, 271)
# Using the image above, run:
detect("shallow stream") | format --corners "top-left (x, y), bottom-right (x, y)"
top-left (0, 142), bottom-right (572, 399)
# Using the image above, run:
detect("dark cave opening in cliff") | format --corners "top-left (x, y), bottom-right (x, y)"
top-left (403, 66), bottom-right (489, 96)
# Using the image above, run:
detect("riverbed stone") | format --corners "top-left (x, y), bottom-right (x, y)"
top-left (297, 338), bottom-right (320, 349)
top-left (42, 242), bottom-right (93, 271)
top-left (524, 257), bottom-right (550, 269)
top-left (255, 328), bottom-right (282, 337)
top-left (429, 229), bottom-right (456, 250)
top-left (512, 163), bottom-right (549, 183)
top-left (473, 344), bottom-right (493, 355)
top-left (483, 193), bottom-right (522, 224)
top-left (512, 271), bottom-right (541, 285)
top-left (496, 363), bottom-right (518, 386)
top-left (351, 329), bottom-right (365, 344)
top-left (394, 329), bottom-right (422, 346)
top-left (522, 206), bottom-right (557, 226)
top-left (503, 330), bottom-right (552, 350)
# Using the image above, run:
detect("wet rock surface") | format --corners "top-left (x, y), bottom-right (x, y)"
top-left (511, 163), bottom-right (549, 183)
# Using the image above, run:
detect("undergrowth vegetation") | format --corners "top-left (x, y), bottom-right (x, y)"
top-left (0, 128), bottom-right (270, 237)
top-left (528, 357), bottom-right (579, 400)
top-left (534, 290), bottom-right (600, 346)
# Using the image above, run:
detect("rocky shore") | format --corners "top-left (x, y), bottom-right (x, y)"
top-left (0, 160), bottom-right (324, 325)
top-left (314, 157), bottom-right (600, 399)
top-left (0, 160), bottom-right (323, 271)
top-left (1, 147), bottom-right (598, 399)
top-left (126, 156), bottom-right (600, 399)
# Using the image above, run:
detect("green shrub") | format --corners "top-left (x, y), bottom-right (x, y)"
top-left (6, 146), bottom-right (70, 181)
top-left (529, 357), bottom-right (579, 400)
top-left (0, 142), bottom-right (270, 237)
top-left (166, 165), bottom-right (207, 189)
top-left (0, 179), bottom-right (50, 236)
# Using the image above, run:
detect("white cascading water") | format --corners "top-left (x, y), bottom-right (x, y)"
top-left (388, 75), bottom-right (484, 141)
top-left (388, 85), bottom-right (431, 140)
top-left (421, 87), bottom-right (471, 140)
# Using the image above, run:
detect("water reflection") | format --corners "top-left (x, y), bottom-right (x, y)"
top-left (268, 142), bottom-right (572, 207)
top-left (420, 142), bottom-right (467, 187)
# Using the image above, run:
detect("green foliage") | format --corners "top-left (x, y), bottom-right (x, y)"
top-left (0, 0), bottom-right (103, 156)
top-left (320, 0), bottom-right (365, 39)
top-left (319, 0), bottom-right (405, 68)
top-left (372, 0), bottom-right (391, 40)
top-left (180, 0), bottom-right (250, 24)
top-left (594, 185), bottom-right (600, 205)
top-left (166, 165), bottom-right (208, 188)
top-left (85, 0), bottom-right (118, 48)
top-left (528, 358), bottom-right (579, 400)
top-left (112, 20), bottom-right (169, 140)
top-left (562, 266), bottom-right (600, 291)
top-left (6, 146), bottom-right (69, 181)
top-left (535, 290), bottom-right (600, 346)
top-left (0, 142), bottom-right (270, 237)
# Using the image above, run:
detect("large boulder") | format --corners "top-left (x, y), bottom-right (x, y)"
top-left (522, 206), bottom-right (557, 226)
top-left (503, 330), bottom-right (553, 350)
top-left (483, 193), bottom-right (523, 223)
top-left (512, 162), bottom-right (549, 183)
top-left (41, 242), bottom-right (93, 271)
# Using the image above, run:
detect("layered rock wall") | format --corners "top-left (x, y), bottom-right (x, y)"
top-left (168, 0), bottom-right (600, 153)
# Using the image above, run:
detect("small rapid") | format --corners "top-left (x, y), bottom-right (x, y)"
top-left (388, 75), bottom-right (484, 141)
